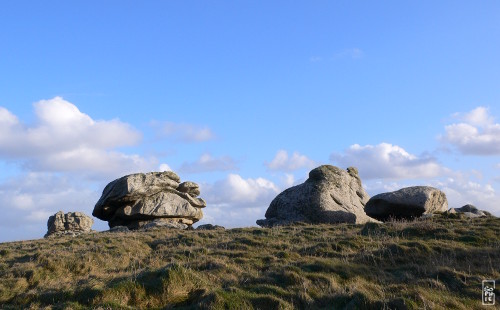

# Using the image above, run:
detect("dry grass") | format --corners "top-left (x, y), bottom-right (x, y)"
top-left (0, 214), bottom-right (499, 309)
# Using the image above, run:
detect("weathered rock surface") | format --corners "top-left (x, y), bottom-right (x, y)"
top-left (365, 186), bottom-right (448, 221)
top-left (45, 211), bottom-right (94, 238)
top-left (447, 204), bottom-right (491, 218)
top-left (141, 219), bottom-right (189, 230)
top-left (257, 165), bottom-right (379, 227)
top-left (177, 181), bottom-right (201, 197)
top-left (93, 171), bottom-right (206, 230)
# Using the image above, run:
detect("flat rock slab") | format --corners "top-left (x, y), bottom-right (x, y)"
top-left (364, 186), bottom-right (448, 221)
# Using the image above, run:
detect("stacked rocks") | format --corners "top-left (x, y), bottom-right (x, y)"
top-left (92, 171), bottom-right (205, 230)
top-left (44, 211), bottom-right (94, 238)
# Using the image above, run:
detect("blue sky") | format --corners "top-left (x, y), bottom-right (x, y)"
top-left (1, 1), bottom-right (499, 242)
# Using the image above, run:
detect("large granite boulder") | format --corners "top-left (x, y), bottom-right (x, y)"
top-left (93, 171), bottom-right (206, 230)
top-left (364, 186), bottom-right (448, 221)
top-left (45, 211), bottom-right (94, 238)
top-left (256, 165), bottom-right (378, 227)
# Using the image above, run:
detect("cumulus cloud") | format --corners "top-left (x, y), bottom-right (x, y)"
top-left (0, 97), bottom-right (141, 156)
top-left (204, 174), bottom-right (279, 204)
top-left (363, 180), bottom-right (404, 196)
top-left (196, 205), bottom-right (265, 229)
top-left (0, 172), bottom-right (102, 242)
top-left (159, 163), bottom-right (172, 171)
top-left (179, 153), bottom-right (237, 173)
top-left (198, 174), bottom-right (280, 228)
top-left (0, 97), bottom-right (156, 178)
top-left (283, 174), bottom-right (296, 188)
top-left (26, 149), bottom-right (157, 179)
top-left (152, 121), bottom-right (215, 142)
top-left (435, 177), bottom-right (499, 215)
top-left (266, 150), bottom-right (316, 171)
top-left (330, 143), bottom-right (447, 180)
top-left (442, 107), bottom-right (500, 155)
top-left (461, 106), bottom-right (494, 126)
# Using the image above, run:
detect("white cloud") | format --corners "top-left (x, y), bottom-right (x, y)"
top-left (363, 180), bottom-right (403, 196)
top-left (198, 174), bottom-right (280, 228)
top-left (0, 97), bottom-right (141, 156)
top-left (435, 177), bottom-right (499, 215)
top-left (283, 174), bottom-right (295, 188)
top-left (159, 163), bottom-right (172, 171)
top-left (153, 121), bottom-right (215, 142)
top-left (462, 106), bottom-right (494, 126)
top-left (205, 174), bottom-right (279, 204)
top-left (0, 97), bottom-right (156, 179)
top-left (330, 143), bottom-right (447, 180)
top-left (25, 148), bottom-right (157, 179)
top-left (442, 106), bottom-right (500, 155)
top-left (0, 172), bottom-right (102, 242)
top-left (0, 107), bottom-right (19, 127)
top-left (266, 150), bottom-right (316, 171)
top-left (196, 205), bottom-right (265, 229)
top-left (179, 153), bottom-right (237, 173)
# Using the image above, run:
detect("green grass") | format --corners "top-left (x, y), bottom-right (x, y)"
top-left (0, 215), bottom-right (499, 309)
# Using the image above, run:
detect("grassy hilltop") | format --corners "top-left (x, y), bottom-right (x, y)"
top-left (0, 214), bottom-right (499, 309)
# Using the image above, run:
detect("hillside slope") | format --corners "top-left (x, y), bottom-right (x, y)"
top-left (1, 214), bottom-right (499, 309)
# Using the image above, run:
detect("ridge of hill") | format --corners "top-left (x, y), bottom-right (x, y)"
top-left (1, 214), bottom-right (499, 309)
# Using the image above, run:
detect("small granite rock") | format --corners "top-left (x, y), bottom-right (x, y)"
top-left (45, 211), bottom-right (93, 238)
top-left (365, 186), bottom-right (448, 221)
top-left (447, 204), bottom-right (490, 218)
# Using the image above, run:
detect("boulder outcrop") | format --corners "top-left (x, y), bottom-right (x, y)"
top-left (447, 204), bottom-right (491, 218)
top-left (364, 186), bottom-right (448, 221)
top-left (45, 211), bottom-right (94, 238)
top-left (257, 165), bottom-right (378, 227)
top-left (93, 171), bottom-right (206, 230)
